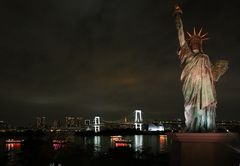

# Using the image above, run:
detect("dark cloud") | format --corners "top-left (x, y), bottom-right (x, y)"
top-left (0, 0), bottom-right (239, 125)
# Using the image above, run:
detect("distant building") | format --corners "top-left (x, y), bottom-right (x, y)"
top-left (84, 120), bottom-right (90, 126)
top-left (161, 119), bottom-right (184, 131)
top-left (52, 120), bottom-right (62, 130)
top-left (65, 116), bottom-right (83, 130)
top-left (148, 123), bottom-right (164, 131)
top-left (216, 120), bottom-right (240, 132)
top-left (84, 119), bottom-right (91, 131)
top-left (0, 121), bottom-right (7, 130)
top-left (36, 117), bottom-right (46, 130)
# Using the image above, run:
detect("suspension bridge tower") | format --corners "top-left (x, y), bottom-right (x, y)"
top-left (94, 116), bottom-right (100, 133)
top-left (134, 110), bottom-right (143, 131)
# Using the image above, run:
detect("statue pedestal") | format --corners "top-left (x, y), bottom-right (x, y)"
top-left (170, 133), bottom-right (238, 166)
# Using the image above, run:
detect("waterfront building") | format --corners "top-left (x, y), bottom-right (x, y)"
top-left (36, 117), bottom-right (46, 130)
top-left (65, 116), bottom-right (83, 131)
top-left (52, 120), bottom-right (62, 130)
top-left (148, 123), bottom-right (164, 131)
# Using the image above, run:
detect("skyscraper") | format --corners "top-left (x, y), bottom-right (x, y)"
top-left (36, 117), bottom-right (46, 130)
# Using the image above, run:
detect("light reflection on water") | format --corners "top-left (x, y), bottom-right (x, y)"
top-left (94, 136), bottom-right (101, 152)
top-left (53, 143), bottom-right (65, 150)
top-left (1, 135), bottom-right (169, 164)
top-left (159, 135), bottom-right (168, 152)
top-left (110, 135), bottom-right (132, 148)
top-left (5, 143), bottom-right (21, 151)
top-left (52, 140), bottom-right (66, 150)
top-left (91, 135), bottom-right (169, 154)
top-left (134, 135), bottom-right (143, 152)
top-left (5, 141), bottom-right (23, 164)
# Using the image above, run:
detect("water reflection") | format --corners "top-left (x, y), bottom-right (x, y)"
top-left (5, 143), bottom-right (21, 151)
top-left (52, 140), bottom-right (66, 150)
top-left (53, 143), bottom-right (65, 151)
top-left (2, 135), bottom-right (170, 164)
top-left (94, 136), bottom-right (101, 152)
top-left (5, 140), bottom-right (23, 164)
top-left (115, 142), bottom-right (131, 148)
top-left (110, 135), bottom-right (121, 147)
top-left (110, 135), bottom-right (122, 142)
top-left (159, 135), bottom-right (168, 152)
top-left (134, 135), bottom-right (143, 152)
top-left (111, 136), bottom-right (132, 148)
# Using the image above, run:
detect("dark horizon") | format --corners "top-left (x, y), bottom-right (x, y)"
top-left (0, 0), bottom-right (240, 126)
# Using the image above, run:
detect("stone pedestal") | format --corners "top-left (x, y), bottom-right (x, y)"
top-left (170, 133), bottom-right (238, 166)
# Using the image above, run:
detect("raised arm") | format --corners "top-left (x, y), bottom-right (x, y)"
top-left (174, 5), bottom-right (186, 47)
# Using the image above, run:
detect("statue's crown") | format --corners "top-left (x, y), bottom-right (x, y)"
top-left (187, 27), bottom-right (208, 41)
top-left (187, 27), bottom-right (208, 52)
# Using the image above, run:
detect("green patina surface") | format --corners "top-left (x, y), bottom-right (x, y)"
top-left (179, 43), bottom-right (217, 132)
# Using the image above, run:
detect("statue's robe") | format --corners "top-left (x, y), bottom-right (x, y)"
top-left (178, 43), bottom-right (217, 132)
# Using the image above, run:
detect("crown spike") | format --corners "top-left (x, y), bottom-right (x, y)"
top-left (202, 37), bottom-right (209, 41)
top-left (188, 27), bottom-right (209, 41)
top-left (201, 32), bottom-right (208, 38)
top-left (193, 27), bottom-right (196, 35)
top-left (198, 28), bottom-right (203, 36)
top-left (186, 32), bottom-right (192, 37)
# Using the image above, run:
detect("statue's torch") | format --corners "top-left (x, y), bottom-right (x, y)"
top-left (174, 4), bottom-right (183, 30)
top-left (174, 4), bottom-right (182, 15)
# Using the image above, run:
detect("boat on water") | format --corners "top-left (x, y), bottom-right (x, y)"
top-left (113, 137), bottom-right (132, 143)
top-left (110, 135), bottom-right (122, 138)
top-left (52, 140), bottom-right (66, 144)
top-left (110, 135), bottom-right (122, 141)
top-left (114, 137), bottom-right (132, 148)
top-left (5, 139), bottom-right (24, 143)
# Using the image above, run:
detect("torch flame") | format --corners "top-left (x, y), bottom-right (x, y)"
top-left (175, 5), bottom-right (180, 10)
top-left (174, 4), bottom-right (182, 14)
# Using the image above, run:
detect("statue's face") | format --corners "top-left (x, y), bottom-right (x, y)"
top-left (189, 37), bottom-right (202, 53)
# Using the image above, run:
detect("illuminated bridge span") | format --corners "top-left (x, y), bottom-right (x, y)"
top-left (93, 110), bottom-right (144, 133)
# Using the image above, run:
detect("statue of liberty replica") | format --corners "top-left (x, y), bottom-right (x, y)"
top-left (174, 4), bottom-right (229, 132)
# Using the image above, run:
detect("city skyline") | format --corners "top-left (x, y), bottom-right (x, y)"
top-left (0, 0), bottom-right (240, 126)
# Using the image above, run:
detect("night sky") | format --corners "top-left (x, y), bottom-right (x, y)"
top-left (0, 0), bottom-right (239, 126)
